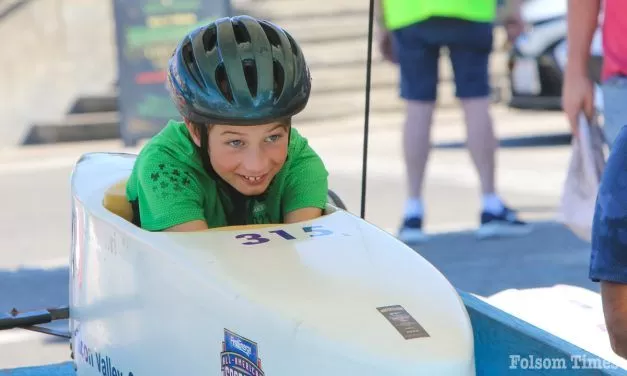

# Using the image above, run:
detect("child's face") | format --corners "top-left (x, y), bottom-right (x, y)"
top-left (206, 122), bottom-right (289, 196)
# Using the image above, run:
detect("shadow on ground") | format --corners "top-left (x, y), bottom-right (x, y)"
top-left (410, 220), bottom-right (598, 297)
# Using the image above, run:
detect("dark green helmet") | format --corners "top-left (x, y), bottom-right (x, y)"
top-left (166, 15), bottom-right (311, 125)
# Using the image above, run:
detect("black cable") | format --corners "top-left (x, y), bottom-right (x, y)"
top-left (360, 0), bottom-right (375, 219)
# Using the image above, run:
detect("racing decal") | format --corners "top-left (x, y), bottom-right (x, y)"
top-left (221, 329), bottom-right (265, 376)
top-left (377, 305), bottom-right (430, 340)
top-left (235, 225), bottom-right (334, 245)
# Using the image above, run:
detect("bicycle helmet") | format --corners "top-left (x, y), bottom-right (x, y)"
top-left (166, 15), bottom-right (312, 126)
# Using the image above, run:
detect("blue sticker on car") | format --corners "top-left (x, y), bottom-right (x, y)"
top-left (221, 329), bottom-right (265, 376)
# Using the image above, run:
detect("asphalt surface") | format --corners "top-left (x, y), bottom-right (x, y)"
top-left (1, 106), bottom-right (626, 371)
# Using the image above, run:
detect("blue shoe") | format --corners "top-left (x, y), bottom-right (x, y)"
top-left (475, 206), bottom-right (532, 239)
top-left (398, 217), bottom-right (429, 244)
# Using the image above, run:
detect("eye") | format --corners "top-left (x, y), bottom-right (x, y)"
top-left (227, 140), bottom-right (244, 148)
top-left (265, 134), bottom-right (283, 143)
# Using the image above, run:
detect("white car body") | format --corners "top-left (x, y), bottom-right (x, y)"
top-left (68, 152), bottom-right (476, 376)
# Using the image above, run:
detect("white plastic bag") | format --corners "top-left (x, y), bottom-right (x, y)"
top-left (556, 113), bottom-right (606, 242)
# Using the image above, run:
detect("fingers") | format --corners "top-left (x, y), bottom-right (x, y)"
top-left (562, 94), bottom-right (581, 138)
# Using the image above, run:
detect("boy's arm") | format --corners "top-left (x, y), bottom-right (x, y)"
top-left (164, 220), bottom-right (209, 232)
top-left (284, 207), bottom-right (323, 224)
top-left (282, 140), bottom-right (329, 222)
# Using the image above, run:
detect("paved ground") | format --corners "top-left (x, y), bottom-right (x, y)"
top-left (0, 105), bottom-right (625, 371)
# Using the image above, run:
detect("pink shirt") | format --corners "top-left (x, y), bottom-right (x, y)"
top-left (602, 0), bottom-right (627, 81)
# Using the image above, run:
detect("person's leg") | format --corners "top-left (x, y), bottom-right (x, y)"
top-left (391, 21), bottom-right (441, 243)
top-left (448, 20), bottom-right (531, 238)
top-left (459, 97), bottom-right (498, 197)
top-left (601, 76), bottom-right (627, 148)
top-left (403, 100), bottom-right (436, 202)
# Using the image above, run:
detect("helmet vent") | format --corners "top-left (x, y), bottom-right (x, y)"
top-left (259, 21), bottom-right (282, 48)
top-left (182, 41), bottom-right (205, 88)
top-left (272, 60), bottom-right (285, 101)
top-left (242, 59), bottom-right (258, 98)
top-left (232, 20), bottom-right (252, 45)
top-left (202, 24), bottom-right (218, 52)
top-left (215, 63), bottom-right (234, 102)
top-left (286, 34), bottom-right (300, 57)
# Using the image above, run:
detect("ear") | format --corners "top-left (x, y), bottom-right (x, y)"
top-left (184, 119), bottom-right (202, 147)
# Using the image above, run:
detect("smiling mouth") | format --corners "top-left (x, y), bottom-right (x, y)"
top-left (238, 173), bottom-right (268, 185)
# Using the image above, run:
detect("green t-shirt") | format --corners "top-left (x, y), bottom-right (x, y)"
top-left (126, 121), bottom-right (329, 231)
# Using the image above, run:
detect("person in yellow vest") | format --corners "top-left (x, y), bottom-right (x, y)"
top-left (375, 0), bottom-right (529, 243)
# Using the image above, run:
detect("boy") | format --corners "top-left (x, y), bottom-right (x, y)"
top-left (126, 15), bottom-right (329, 232)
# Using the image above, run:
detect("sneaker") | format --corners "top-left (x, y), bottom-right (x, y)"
top-left (398, 217), bottom-right (429, 244)
top-left (475, 206), bottom-right (533, 240)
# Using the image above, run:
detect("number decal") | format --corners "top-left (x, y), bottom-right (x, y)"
top-left (303, 225), bottom-right (333, 237)
top-left (269, 230), bottom-right (296, 240)
top-left (235, 233), bottom-right (270, 245)
top-left (235, 226), bottom-right (335, 245)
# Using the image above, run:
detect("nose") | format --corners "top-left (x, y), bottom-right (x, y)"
top-left (241, 146), bottom-right (268, 174)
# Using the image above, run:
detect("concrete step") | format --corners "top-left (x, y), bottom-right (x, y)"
top-left (269, 13), bottom-right (374, 45)
top-left (69, 93), bottom-right (118, 114)
top-left (23, 112), bottom-right (120, 145)
top-left (238, 0), bottom-right (367, 22)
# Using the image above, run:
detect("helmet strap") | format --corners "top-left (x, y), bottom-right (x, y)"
top-left (199, 125), bottom-right (211, 174)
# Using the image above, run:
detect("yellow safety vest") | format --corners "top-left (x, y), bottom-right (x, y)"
top-left (382, 0), bottom-right (497, 30)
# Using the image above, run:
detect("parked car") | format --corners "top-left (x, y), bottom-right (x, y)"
top-left (507, 0), bottom-right (603, 111)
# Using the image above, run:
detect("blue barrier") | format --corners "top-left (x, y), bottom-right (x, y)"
top-left (460, 291), bottom-right (627, 375)
top-left (0, 362), bottom-right (73, 375)
top-left (2, 292), bottom-right (626, 375)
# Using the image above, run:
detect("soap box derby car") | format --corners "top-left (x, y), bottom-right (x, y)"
top-left (0, 151), bottom-right (625, 375)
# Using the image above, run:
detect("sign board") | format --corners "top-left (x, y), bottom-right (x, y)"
top-left (112, 0), bottom-right (232, 146)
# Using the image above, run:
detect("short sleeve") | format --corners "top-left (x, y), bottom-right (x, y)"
top-left (282, 138), bottom-right (329, 214)
top-left (590, 127), bottom-right (627, 283)
top-left (128, 151), bottom-right (206, 231)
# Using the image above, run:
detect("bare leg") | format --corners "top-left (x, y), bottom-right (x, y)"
top-left (398, 100), bottom-right (436, 243)
top-left (403, 100), bottom-right (436, 201)
top-left (460, 97), bottom-right (497, 195)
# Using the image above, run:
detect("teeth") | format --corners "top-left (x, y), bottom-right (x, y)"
top-left (244, 175), bottom-right (261, 182)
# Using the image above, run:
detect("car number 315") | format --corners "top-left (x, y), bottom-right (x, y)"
top-left (235, 226), bottom-right (334, 245)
